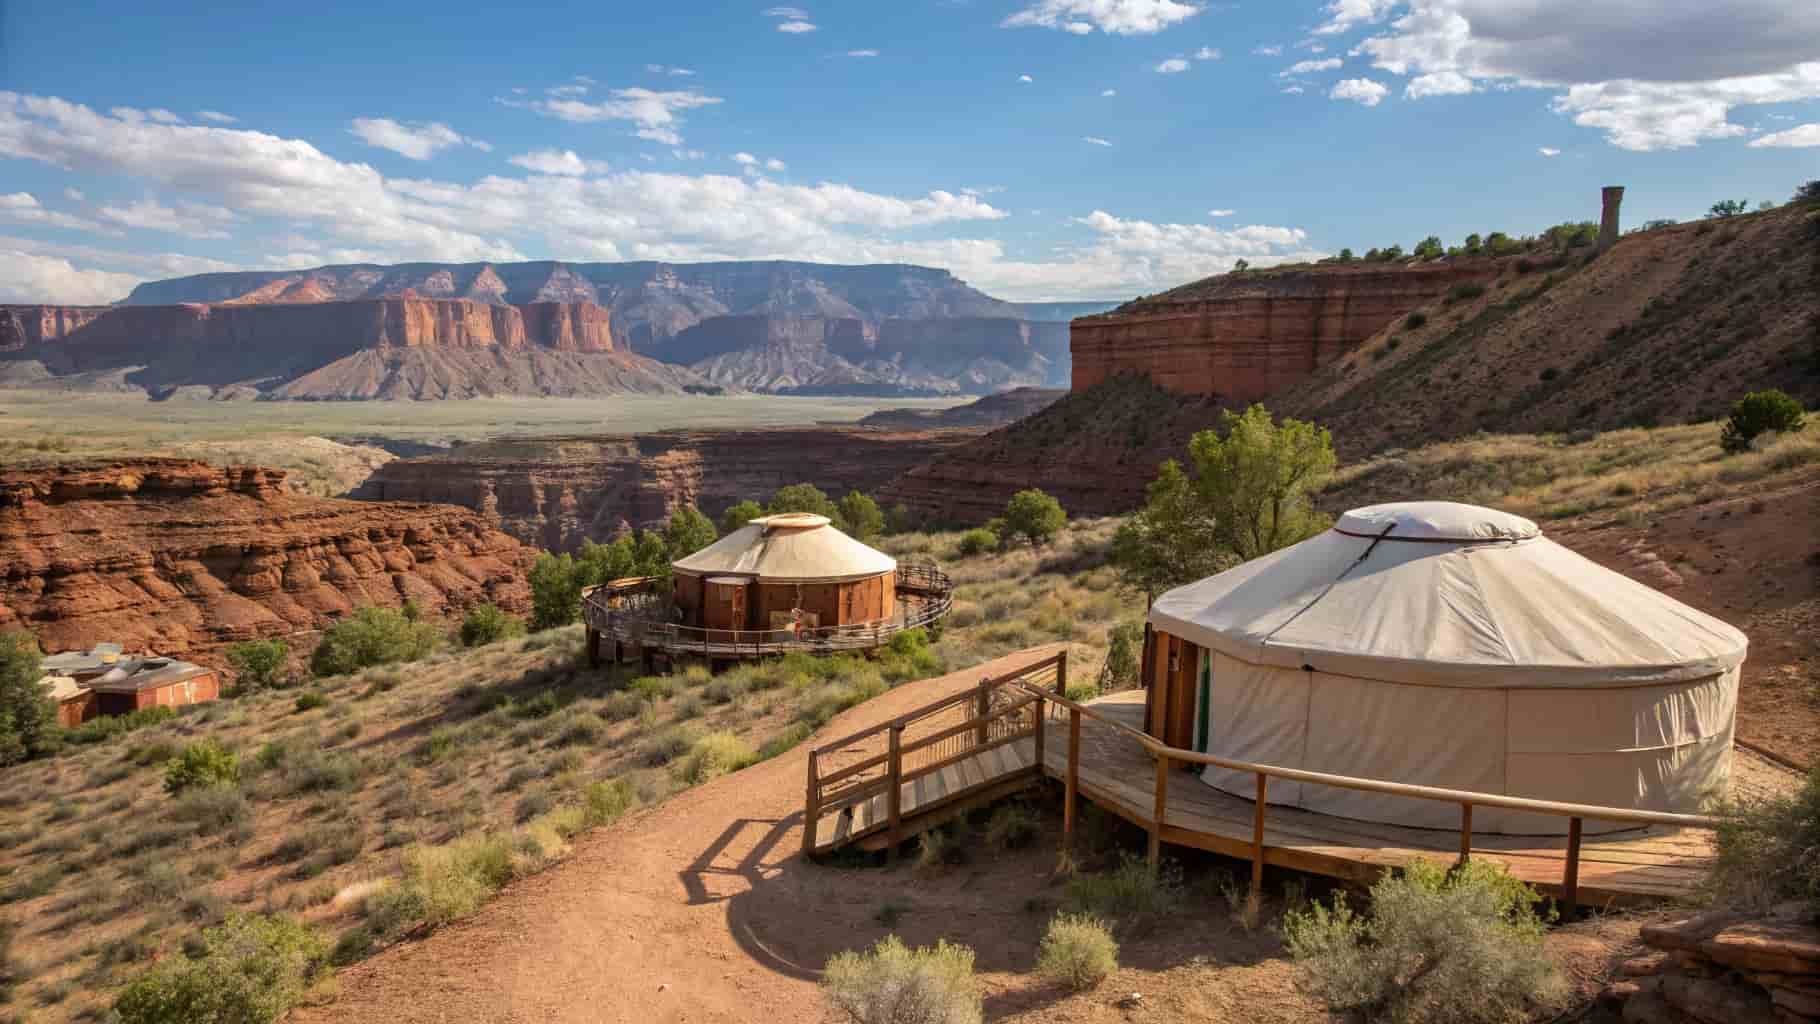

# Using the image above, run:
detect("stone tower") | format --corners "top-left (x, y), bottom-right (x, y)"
top-left (1598, 186), bottom-right (1625, 252)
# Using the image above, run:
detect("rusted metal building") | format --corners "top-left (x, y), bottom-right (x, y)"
top-left (39, 644), bottom-right (220, 726)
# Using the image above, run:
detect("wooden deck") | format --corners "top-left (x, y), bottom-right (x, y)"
top-left (808, 740), bottom-right (1041, 854)
top-left (1046, 691), bottom-right (1714, 907)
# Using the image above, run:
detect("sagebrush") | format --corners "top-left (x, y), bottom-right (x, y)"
top-left (1036, 913), bottom-right (1118, 990)
top-left (821, 935), bottom-right (982, 1024)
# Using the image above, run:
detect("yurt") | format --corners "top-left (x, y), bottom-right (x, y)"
top-left (670, 513), bottom-right (897, 633)
top-left (1144, 501), bottom-right (1746, 834)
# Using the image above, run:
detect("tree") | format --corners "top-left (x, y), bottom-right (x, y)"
top-left (836, 491), bottom-right (884, 541)
top-left (1232, 258), bottom-right (1250, 272)
top-left (663, 505), bottom-right (718, 560)
top-left (1002, 489), bottom-right (1066, 548)
top-left (226, 639), bottom-right (290, 692)
top-left (1756, 199), bottom-right (1777, 212)
top-left (310, 606), bottom-right (440, 676)
top-left (1708, 198), bottom-right (1749, 218)
top-left (1720, 389), bottom-right (1806, 453)
top-left (1462, 232), bottom-right (1483, 255)
top-left (1795, 180), bottom-right (1820, 206)
top-left (528, 553), bottom-right (588, 631)
top-left (1362, 247), bottom-right (1381, 261)
top-left (1484, 231), bottom-right (1517, 255)
top-left (459, 604), bottom-right (525, 647)
top-left (577, 536), bottom-right (637, 585)
top-left (1379, 243), bottom-right (1404, 261)
top-left (720, 500), bottom-right (763, 534)
top-left (767, 483), bottom-right (839, 522)
top-left (1412, 235), bottom-right (1444, 260)
top-left (1110, 459), bottom-right (1229, 604)
top-left (887, 503), bottom-right (917, 535)
top-left (1187, 404), bottom-right (1336, 562)
top-left (631, 530), bottom-right (670, 577)
top-left (1335, 248), bottom-right (1355, 262)
top-left (0, 632), bottom-right (54, 766)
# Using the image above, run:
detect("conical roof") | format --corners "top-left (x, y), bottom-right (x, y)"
top-left (1149, 501), bottom-right (1746, 689)
top-left (672, 513), bottom-right (896, 584)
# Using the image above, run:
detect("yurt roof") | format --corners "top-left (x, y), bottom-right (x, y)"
top-left (1149, 501), bottom-right (1747, 689)
top-left (672, 513), bottom-right (896, 584)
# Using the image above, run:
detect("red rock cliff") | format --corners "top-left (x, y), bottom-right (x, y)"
top-left (0, 304), bottom-right (109, 351)
top-left (1072, 263), bottom-right (1498, 402)
top-left (0, 458), bottom-right (534, 663)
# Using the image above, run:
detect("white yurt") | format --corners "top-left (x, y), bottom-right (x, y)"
top-left (670, 513), bottom-right (898, 633)
top-left (1145, 501), bottom-right (1746, 834)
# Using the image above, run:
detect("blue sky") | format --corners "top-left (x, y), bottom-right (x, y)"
top-left (1, 0), bottom-right (1817, 303)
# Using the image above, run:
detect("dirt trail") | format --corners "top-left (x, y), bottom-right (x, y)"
top-left (297, 645), bottom-right (1080, 1024)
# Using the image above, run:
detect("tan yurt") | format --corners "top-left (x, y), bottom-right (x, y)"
top-left (1144, 501), bottom-right (1746, 834)
top-left (670, 513), bottom-right (897, 634)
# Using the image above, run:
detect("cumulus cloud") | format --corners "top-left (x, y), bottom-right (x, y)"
top-left (1002, 0), bottom-right (1202, 36)
top-left (1194, 46), bottom-right (1221, 60)
top-left (1282, 58), bottom-right (1342, 76)
top-left (0, 249), bottom-right (142, 303)
top-left (0, 191), bottom-right (108, 233)
top-left (1350, 0), bottom-right (1820, 151)
top-left (1208, 208), bottom-right (1234, 216)
top-left (96, 197), bottom-right (238, 239)
top-left (349, 118), bottom-right (487, 160)
top-left (1313, 0), bottom-right (1397, 36)
top-left (1253, 44), bottom-right (1283, 56)
top-left (765, 157), bottom-right (787, 171)
top-left (196, 110), bottom-right (237, 124)
top-left (1282, 85), bottom-right (1306, 94)
top-left (1156, 58), bottom-right (1191, 73)
top-left (777, 19), bottom-right (816, 32)
top-left (645, 64), bottom-right (696, 76)
top-left (508, 149), bottom-right (610, 176)
top-left (503, 87), bottom-right (723, 146)
top-left (1019, 74), bottom-right (1035, 83)
top-left (1749, 122), bottom-right (1820, 147)
top-left (846, 49), bottom-right (880, 57)
top-left (1083, 136), bottom-right (1113, 146)
top-left (761, 5), bottom-right (807, 15)
top-left (1538, 146), bottom-right (1561, 156)
top-left (1330, 78), bottom-right (1389, 105)
top-left (1101, 88), bottom-right (1118, 96)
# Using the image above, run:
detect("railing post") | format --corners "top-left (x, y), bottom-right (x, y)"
top-left (886, 725), bottom-right (904, 865)
top-left (1056, 650), bottom-right (1067, 697)
top-left (1031, 693), bottom-right (1045, 776)
top-left (803, 749), bottom-right (821, 855)
top-left (1249, 771), bottom-right (1268, 925)
top-left (1063, 707), bottom-right (1081, 851)
top-left (1458, 802), bottom-right (1473, 865)
top-left (974, 679), bottom-right (990, 750)
top-left (1561, 816), bottom-right (1583, 917)
top-left (1149, 753), bottom-right (1169, 871)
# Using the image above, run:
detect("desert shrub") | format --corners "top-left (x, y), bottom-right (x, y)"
top-left (1097, 622), bottom-right (1141, 691)
top-left (1002, 489), bottom-right (1066, 548)
top-left (1404, 311), bottom-right (1428, 329)
top-left (985, 803), bottom-right (1040, 851)
top-left (310, 606), bottom-right (439, 676)
top-left (279, 749), bottom-right (363, 794)
top-left (956, 528), bottom-right (998, 557)
top-left (552, 710), bottom-right (608, 747)
top-left (459, 603), bottom-right (525, 648)
top-left (1445, 283), bottom-right (1485, 303)
top-left (170, 786), bottom-right (251, 836)
top-left (0, 631), bottom-right (55, 765)
top-left (292, 691), bottom-right (328, 713)
top-left (759, 721), bottom-right (813, 760)
top-left (641, 725), bottom-right (700, 767)
top-left (112, 912), bottom-right (329, 1024)
top-left (63, 704), bottom-right (176, 746)
top-left (582, 778), bottom-right (639, 827)
top-left (798, 669), bottom-right (888, 728)
top-left (1064, 853), bottom-right (1183, 922)
top-left (1708, 766), bottom-right (1819, 912)
top-left (675, 731), bottom-right (758, 785)
top-left (513, 788), bottom-right (556, 824)
top-left (226, 639), bottom-right (290, 691)
top-left (393, 833), bottom-right (518, 928)
top-left (1282, 859), bottom-right (1565, 1024)
top-left (821, 935), bottom-right (982, 1024)
top-left (1721, 389), bottom-right (1806, 454)
top-left (164, 740), bottom-right (240, 795)
top-left (1036, 913), bottom-right (1119, 991)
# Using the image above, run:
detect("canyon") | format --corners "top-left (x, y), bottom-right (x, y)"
top-left (354, 427), bottom-right (980, 551)
top-left (0, 458), bottom-right (534, 664)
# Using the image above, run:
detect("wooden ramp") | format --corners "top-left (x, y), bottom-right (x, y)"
top-left (809, 739), bottom-right (1039, 854)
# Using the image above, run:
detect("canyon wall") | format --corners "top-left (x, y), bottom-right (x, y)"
top-left (0, 458), bottom-right (533, 663)
top-left (0, 305), bottom-right (109, 351)
top-left (355, 428), bottom-right (981, 551)
top-left (1071, 263), bottom-right (1498, 403)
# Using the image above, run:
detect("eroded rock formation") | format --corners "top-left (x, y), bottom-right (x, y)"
top-left (0, 459), bottom-right (533, 662)
top-left (1599, 902), bottom-right (1820, 1023)
top-left (0, 305), bottom-right (108, 351)
top-left (356, 428), bottom-right (981, 551)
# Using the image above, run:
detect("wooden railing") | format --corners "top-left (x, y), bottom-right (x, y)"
top-left (804, 652), bottom-right (1066, 857)
top-left (1021, 684), bottom-right (1726, 920)
top-left (582, 563), bottom-right (953, 661)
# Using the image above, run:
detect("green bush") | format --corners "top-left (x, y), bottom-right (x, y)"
top-left (310, 606), bottom-right (440, 676)
top-left (528, 552), bottom-right (589, 631)
top-left (720, 499), bottom-right (764, 534)
top-left (1097, 623), bottom-right (1141, 691)
top-left (1036, 913), bottom-right (1119, 990)
top-left (459, 603), bottom-right (526, 648)
top-left (956, 528), bottom-right (998, 557)
top-left (62, 705), bottom-right (176, 746)
top-left (583, 778), bottom-right (639, 827)
top-left (1720, 388), bottom-right (1806, 453)
top-left (170, 786), bottom-right (251, 836)
top-left (1002, 489), bottom-right (1066, 548)
top-left (164, 740), bottom-right (240, 795)
top-left (113, 913), bottom-right (329, 1024)
top-left (293, 691), bottom-right (328, 713)
top-left (1403, 311), bottom-right (1428, 330)
top-left (1446, 282), bottom-right (1486, 303)
top-left (1709, 766), bottom-right (1819, 912)
top-left (1064, 853), bottom-right (1183, 922)
top-left (1282, 859), bottom-right (1566, 1024)
top-left (226, 639), bottom-right (290, 691)
top-left (821, 935), bottom-right (982, 1024)
top-left (675, 731), bottom-right (759, 785)
top-left (985, 803), bottom-right (1040, 851)
top-left (0, 632), bottom-right (55, 765)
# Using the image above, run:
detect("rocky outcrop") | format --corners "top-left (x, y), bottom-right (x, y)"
top-left (355, 428), bottom-right (981, 551)
top-left (0, 305), bottom-right (109, 351)
top-left (858, 388), bottom-right (1065, 429)
top-left (1072, 262), bottom-right (1498, 403)
top-left (0, 459), bottom-right (533, 662)
top-left (1598, 902), bottom-right (1819, 1023)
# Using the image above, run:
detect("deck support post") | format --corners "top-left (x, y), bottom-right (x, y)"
top-left (1458, 803), bottom-right (1473, 865)
top-left (1149, 753), bottom-right (1169, 871)
top-left (1249, 772), bottom-right (1268, 925)
top-left (886, 724), bottom-right (904, 865)
top-left (585, 627), bottom-right (600, 668)
top-left (1562, 816), bottom-right (1583, 917)
top-left (1063, 707), bottom-right (1081, 850)
top-left (1031, 694), bottom-right (1045, 781)
top-left (974, 680), bottom-right (991, 751)
top-left (803, 750), bottom-right (820, 856)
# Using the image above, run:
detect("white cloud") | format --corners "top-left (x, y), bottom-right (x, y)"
top-left (732, 152), bottom-right (759, 165)
top-left (196, 110), bottom-right (236, 124)
top-left (1282, 85), bottom-right (1306, 94)
top-left (1101, 88), bottom-right (1118, 96)
top-left (846, 49), bottom-right (880, 57)
top-left (504, 87), bottom-right (723, 146)
top-left (1208, 208), bottom-right (1234, 217)
top-left (1002, 0), bottom-right (1202, 36)
top-left (761, 5), bottom-right (807, 15)
top-left (1353, 1), bottom-right (1820, 151)
top-left (1253, 44), bottom-right (1283, 56)
top-left (777, 19), bottom-right (816, 33)
top-left (1330, 78), bottom-right (1389, 106)
top-left (0, 249), bottom-right (142, 303)
top-left (646, 64), bottom-right (696, 76)
top-left (0, 191), bottom-right (108, 233)
top-left (1750, 122), bottom-right (1820, 147)
top-left (1405, 70), bottom-right (1475, 97)
top-left (1194, 47), bottom-right (1221, 60)
top-left (1282, 58), bottom-right (1342, 76)
top-left (1156, 58), bottom-right (1191, 73)
top-left (1313, 0), bottom-right (1397, 36)
top-left (349, 118), bottom-right (486, 160)
top-left (547, 83), bottom-right (590, 98)
top-left (96, 197), bottom-right (237, 239)
top-left (63, 187), bottom-right (83, 201)
top-left (1538, 146), bottom-right (1561, 156)
top-left (765, 157), bottom-right (786, 171)
top-left (1083, 136), bottom-right (1113, 146)
top-left (1019, 74), bottom-right (1035, 83)
top-left (509, 149), bottom-right (610, 176)
top-left (1064, 22), bottom-right (1093, 35)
